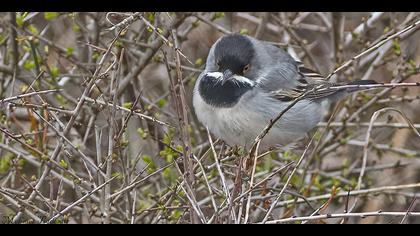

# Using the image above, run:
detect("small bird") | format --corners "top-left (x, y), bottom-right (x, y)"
top-left (193, 34), bottom-right (376, 150)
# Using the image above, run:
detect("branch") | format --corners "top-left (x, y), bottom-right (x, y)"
top-left (265, 211), bottom-right (420, 224)
top-left (0, 89), bottom-right (62, 104)
top-left (326, 18), bottom-right (420, 79)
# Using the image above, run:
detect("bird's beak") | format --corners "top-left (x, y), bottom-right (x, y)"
top-left (221, 69), bottom-right (234, 85)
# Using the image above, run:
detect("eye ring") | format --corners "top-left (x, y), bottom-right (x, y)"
top-left (243, 64), bottom-right (250, 74)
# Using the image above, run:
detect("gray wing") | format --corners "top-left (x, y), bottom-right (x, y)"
top-left (255, 40), bottom-right (340, 101)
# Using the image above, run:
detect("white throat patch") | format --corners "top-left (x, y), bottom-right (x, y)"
top-left (205, 72), bottom-right (255, 86)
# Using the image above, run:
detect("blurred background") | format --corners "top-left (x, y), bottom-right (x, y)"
top-left (0, 12), bottom-right (419, 224)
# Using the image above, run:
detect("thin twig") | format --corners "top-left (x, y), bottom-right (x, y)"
top-left (265, 211), bottom-right (420, 224)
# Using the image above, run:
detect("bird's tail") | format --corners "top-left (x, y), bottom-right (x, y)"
top-left (345, 79), bottom-right (378, 92)
top-left (315, 79), bottom-right (378, 102)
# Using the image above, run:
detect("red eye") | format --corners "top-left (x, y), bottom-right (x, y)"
top-left (243, 64), bottom-right (250, 74)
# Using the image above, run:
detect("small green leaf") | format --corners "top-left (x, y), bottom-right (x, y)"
top-left (16, 13), bottom-right (26, 27)
top-left (56, 94), bottom-right (67, 106)
top-left (137, 128), bottom-right (148, 139)
top-left (146, 12), bottom-right (155, 23)
top-left (237, 147), bottom-right (246, 156)
top-left (314, 131), bottom-right (322, 141)
top-left (283, 150), bottom-right (290, 158)
top-left (112, 172), bottom-right (123, 180)
top-left (351, 32), bottom-right (360, 40)
top-left (23, 60), bottom-right (35, 71)
top-left (54, 219), bottom-right (63, 224)
top-left (142, 155), bottom-right (152, 164)
top-left (162, 168), bottom-right (177, 183)
top-left (67, 13), bottom-right (76, 18)
top-left (16, 17), bottom-right (23, 27)
top-left (116, 40), bottom-right (124, 49)
top-left (0, 153), bottom-right (13, 174)
top-left (17, 158), bottom-right (25, 169)
top-left (170, 209), bottom-right (182, 220)
top-left (332, 178), bottom-right (341, 187)
top-left (92, 51), bottom-right (100, 61)
top-left (120, 139), bottom-right (129, 148)
top-left (123, 102), bottom-right (133, 109)
top-left (163, 128), bottom-right (175, 145)
top-left (50, 66), bottom-right (59, 79)
top-left (142, 155), bottom-right (156, 173)
top-left (342, 158), bottom-right (350, 168)
top-left (192, 21), bottom-right (200, 28)
top-left (407, 59), bottom-right (416, 69)
top-left (23, 44), bottom-right (31, 53)
top-left (44, 12), bottom-right (59, 21)
top-left (239, 28), bottom-right (249, 35)
top-left (393, 39), bottom-right (401, 56)
top-left (152, 54), bottom-right (162, 62)
top-left (195, 58), bottom-right (203, 67)
top-left (350, 177), bottom-right (358, 188)
top-left (175, 145), bottom-right (183, 153)
top-left (0, 35), bottom-right (7, 45)
top-left (313, 175), bottom-right (324, 191)
top-left (66, 47), bottom-right (74, 57)
top-left (156, 98), bottom-right (167, 108)
top-left (403, 153), bottom-right (416, 158)
top-left (28, 25), bottom-right (39, 35)
top-left (59, 159), bottom-right (68, 169)
top-left (72, 24), bottom-right (80, 33)
top-left (214, 12), bottom-right (225, 20)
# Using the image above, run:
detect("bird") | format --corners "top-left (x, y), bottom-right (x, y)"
top-left (192, 34), bottom-right (376, 150)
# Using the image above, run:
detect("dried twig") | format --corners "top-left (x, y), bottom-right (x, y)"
top-left (265, 211), bottom-right (420, 224)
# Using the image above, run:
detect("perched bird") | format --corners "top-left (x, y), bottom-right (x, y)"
top-left (193, 34), bottom-right (376, 150)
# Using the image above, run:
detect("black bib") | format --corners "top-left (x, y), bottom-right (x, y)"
top-left (198, 74), bottom-right (254, 108)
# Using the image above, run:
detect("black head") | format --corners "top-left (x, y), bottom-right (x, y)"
top-left (214, 34), bottom-right (255, 80)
